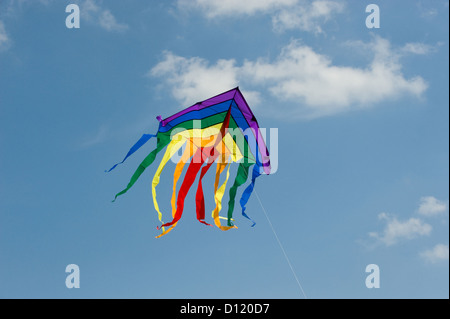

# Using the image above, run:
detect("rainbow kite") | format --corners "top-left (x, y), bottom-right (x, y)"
top-left (107, 87), bottom-right (271, 238)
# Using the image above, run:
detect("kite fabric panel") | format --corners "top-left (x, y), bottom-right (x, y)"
top-left (107, 87), bottom-right (271, 238)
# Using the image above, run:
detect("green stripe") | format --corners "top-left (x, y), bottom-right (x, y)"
top-left (113, 134), bottom-right (171, 201)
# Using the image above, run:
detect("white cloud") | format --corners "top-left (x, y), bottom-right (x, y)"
top-left (243, 37), bottom-right (427, 118)
top-left (417, 1), bottom-right (439, 18)
top-left (2, 0), bottom-right (53, 16)
top-left (177, 0), bottom-right (297, 18)
top-left (417, 196), bottom-right (449, 217)
top-left (150, 36), bottom-right (428, 119)
top-left (80, 0), bottom-right (128, 32)
top-left (0, 20), bottom-right (11, 51)
top-left (369, 213), bottom-right (432, 246)
top-left (272, 0), bottom-right (344, 33)
top-left (178, 0), bottom-right (344, 33)
top-left (401, 42), bottom-right (435, 55)
top-left (98, 10), bottom-right (129, 32)
top-left (3, 0), bottom-right (128, 33)
top-left (420, 244), bottom-right (449, 263)
top-left (149, 51), bottom-right (260, 107)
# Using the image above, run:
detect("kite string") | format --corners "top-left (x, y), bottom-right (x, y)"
top-left (253, 189), bottom-right (307, 299)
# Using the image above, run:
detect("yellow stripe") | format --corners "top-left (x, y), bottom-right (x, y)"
top-left (151, 138), bottom-right (185, 225)
top-left (211, 158), bottom-right (236, 231)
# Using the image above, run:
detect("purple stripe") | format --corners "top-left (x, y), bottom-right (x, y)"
top-left (161, 87), bottom-right (238, 125)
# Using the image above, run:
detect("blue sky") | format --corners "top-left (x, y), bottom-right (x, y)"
top-left (0, 0), bottom-right (448, 298)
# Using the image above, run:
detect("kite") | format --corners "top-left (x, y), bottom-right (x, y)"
top-left (107, 87), bottom-right (271, 238)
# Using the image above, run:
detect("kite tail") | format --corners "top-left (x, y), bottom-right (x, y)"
top-left (105, 133), bottom-right (156, 172)
top-left (157, 148), bottom-right (205, 229)
top-left (226, 163), bottom-right (251, 226)
top-left (211, 159), bottom-right (236, 231)
top-left (195, 155), bottom-right (216, 227)
top-left (151, 138), bottom-right (186, 234)
top-left (113, 136), bottom-right (171, 202)
top-left (155, 144), bottom-right (192, 238)
top-left (239, 165), bottom-right (261, 227)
